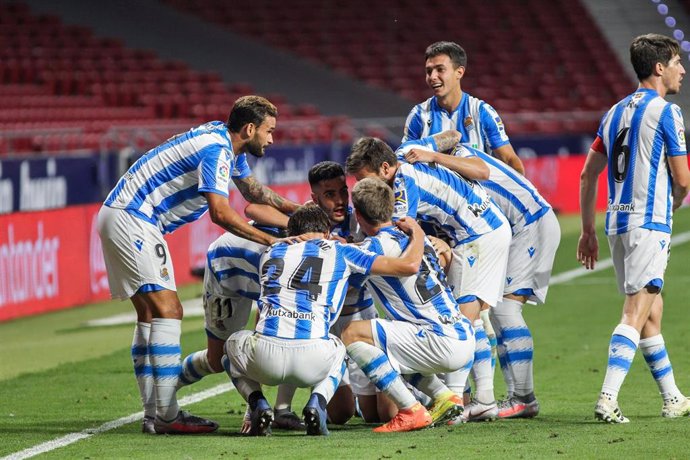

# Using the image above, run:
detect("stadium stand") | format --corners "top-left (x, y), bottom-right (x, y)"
top-left (0, 2), bottom-right (338, 155)
top-left (164, 0), bottom-right (630, 135)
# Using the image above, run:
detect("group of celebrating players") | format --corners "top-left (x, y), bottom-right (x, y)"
top-left (96, 35), bottom-right (690, 437)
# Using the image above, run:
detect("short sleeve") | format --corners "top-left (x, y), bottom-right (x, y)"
top-left (402, 106), bottom-right (423, 143)
top-left (478, 102), bottom-right (510, 149)
top-left (339, 243), bottom-right (379, 275)
top-left (661, 103), bottom-right (687, 157)
top-left (233, 153), bottom-right (253, 178)
top-left (198, 145), bottom-right (232, 197)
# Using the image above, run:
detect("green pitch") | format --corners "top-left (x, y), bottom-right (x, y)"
top-left (2, 210), bottom-right (690, 459)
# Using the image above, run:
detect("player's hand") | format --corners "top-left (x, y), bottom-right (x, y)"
top-left (329, 234), bottom-right (347, 243)
top-left (277, 232), bottom-right (326, 244)
top-left (576, 231), bottom-right (599, 270)
top-left (395, 217), bottom-right (422, 235)
top-left (405, 148), bottom-right (436, 164)
top-left (239, 405), bottom-right (251, 435)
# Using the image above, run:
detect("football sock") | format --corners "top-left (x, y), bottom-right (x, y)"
top-left (248, 391), bottom-right (268, 411)
top-left (413, 374), bottom-right (453, 400)
top-left (601, 323), bottom-right (639, 400)
top-left (131, 321), bottom-right (155, 418)
top-left (470, 319), bottom-right (495, 403)
top-left (492, 298), bottom-right (533, 398)
top-left (346, 342), bottom-right (416, 409)
top-left (149, 318), bottom-right (182, 421)
top-left (312, 358), bottom-right (347, 404)
top-left (639, 334), bottom-right (683, 401)
top-left (274, 384), bottom-right (298, 411)
top-left (480, 308), bottom-right (497, 370)
top-left (176, 349), bottom-right (215, 390)
top-left (491, 309), bottom-right (515, 398)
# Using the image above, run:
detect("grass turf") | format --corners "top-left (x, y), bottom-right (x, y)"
top-left (1, 209), bottom-right (690, 458)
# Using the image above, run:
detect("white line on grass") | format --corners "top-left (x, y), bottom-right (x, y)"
top-left (1, 384), bottom-right (233, 460)
top-left (6, 229), bottom-right (690, 459)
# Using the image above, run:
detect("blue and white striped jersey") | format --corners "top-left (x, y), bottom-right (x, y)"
top-left (330, 206), bottom-right (365, 243)
top-left (455, 145), bottom-right (551, 233)
top-left (596, 88), bottom-right (687, 235)
top-left (392, 141), bottom-right (508, 246)
top-left (332, 208), bottom-right (374, 312)
top-left (402, 93), bottom-right (510, 155)
top-left (104, 121), bottom-right (252, 234)
top-left (361, 227), bottom-right (471, 340)
top-left (205, 231), bottom-right (267, 301)
top-left (255, 239), bottom-right (378, 340)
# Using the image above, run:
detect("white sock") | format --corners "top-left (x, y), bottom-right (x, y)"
top-left (177, 349), bottom-right (216, 390)
top-left (274, 384), bottom-right (298, 411)
top-left (601, 324), bottom-right (639, 401)
top-left (470, 319), bottom-right (495, 403)
top-left (490, 308), bottom-right (514, 398)
top-left (150, 318), bottom-right (182, 421)
top-left (639, 334), bottom-right (683, 401)
top-left (412, 374), bottom-right (453, 400)
top-left (131, 322), bottom-right (155, 418)
top-left (480, 309), bottom-right (497, 370)
top-left (492, 298), bottom-right (533, 398)
top-left (346, 342), bottom-right (416, 409)
top-left (312, 358), bottom-right (347, 404)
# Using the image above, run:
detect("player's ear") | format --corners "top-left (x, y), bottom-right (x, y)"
top-left (243, 122), bottom-right (256, 138)
top-left (456, 65), bottom-right (465, 80)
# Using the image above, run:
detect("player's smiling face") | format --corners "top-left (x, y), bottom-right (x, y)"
top-left (662, 54), bottom-right (685, 95)
top-left (312, 176), bottom-right (349, 224)
top-left (246, 116), bottom-right (276, 157)
top-left (425, 54), bottom-right (463, 99)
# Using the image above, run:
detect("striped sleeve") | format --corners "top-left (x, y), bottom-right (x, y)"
top-left (198, 145), bottom-right (231, 196)
top-left (339, 243), bottom-right (379, 275)
top-left (661, 103), bottom-right (687, 157)
top-left (232, 153), bottom-right (253, 178)
top-left (478, 102), bottom-right (510, 149)
top-left (402, 105), bottom-right (424, 142)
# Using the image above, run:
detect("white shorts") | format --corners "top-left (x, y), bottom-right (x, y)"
top-left (608, 227), bottom-right (670, 295)
top-left (447, 223), bottom-right (511, 307)
top-left (96, 206), bottom-right (175, 300)
top-left (371, 319), bottom-right (475, 376)
top-left (226, 330), bottom-right (346, 388)
top-left (504, 210), bottom-right (560, 304)
top-left (330, 305), bottom-right (378, 396)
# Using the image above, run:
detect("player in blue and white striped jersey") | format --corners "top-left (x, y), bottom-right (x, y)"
top-left (404, 134), bottom-right (561, 419)
top-left (402, 41), bottom-right (524, 174)
top-left (97, 96), bottom-right (302, 435)
top-left (347, 136), bottom-right (511, 421)
top-left (340, 178), bottom-right (474, 432)
top-left (224, 205), bottom-right (427, 436)
top-left (578, 34), bottom-right (690, 423)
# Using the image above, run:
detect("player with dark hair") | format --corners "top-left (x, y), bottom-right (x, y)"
top-left (578, 33), bottom-right (690, 423)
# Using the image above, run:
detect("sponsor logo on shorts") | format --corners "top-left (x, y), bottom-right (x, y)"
top-left (266, 307), bottom-right (316, 322)
top-left (660, 239), bottom-right (667, 250)
top-left (160, 267), bottom-right (170, 281)
top-left (506, 276), bottom-right (513, 285)
top-left (134, 239), bottom-right (143, 251)
top-left (467, 255), bottom-right (476, 267)
top-left (528, 246), bottom-right (536, 258)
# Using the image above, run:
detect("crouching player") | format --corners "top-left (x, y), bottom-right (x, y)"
top-left (342, 178), bottom-right (476, 432)
top-left (224, 205), bottom-right (427, 435)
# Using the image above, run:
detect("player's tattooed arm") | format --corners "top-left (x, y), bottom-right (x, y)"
top-left (234, 174), bottom-right (300, 213)
top-left (430, 129), bottom-right (461, 152)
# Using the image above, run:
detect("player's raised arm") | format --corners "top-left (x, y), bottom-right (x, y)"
top-left (244, 203), bottom-right (290, 228)
top-left (369, 217), bottom-right (424, 276)
top-left (206, 192), bottom-right (277, 246)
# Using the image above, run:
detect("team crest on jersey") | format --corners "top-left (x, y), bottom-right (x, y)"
top-left (160, 267), bottom-right (170, 281)
top-left (464, 116), bottom-right (474, 131)
top-left (628, 92), bottom-right (644, 108)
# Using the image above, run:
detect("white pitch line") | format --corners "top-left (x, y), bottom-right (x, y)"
top-left (6, 229), bottom-right (690, 459)
top-left (1, 383), bottom-right (233, 460)
top-left (550, 230), bottom-right (690, 285)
